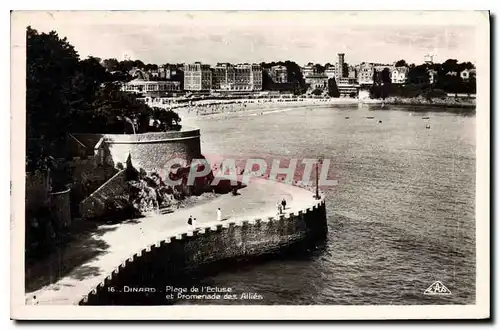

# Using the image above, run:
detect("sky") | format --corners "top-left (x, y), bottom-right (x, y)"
top-left (20, 11), bottom-right (478, 66)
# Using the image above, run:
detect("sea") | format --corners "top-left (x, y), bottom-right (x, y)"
top-left (176, 103), bottom-right (476, 305)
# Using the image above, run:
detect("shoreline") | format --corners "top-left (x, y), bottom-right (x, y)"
top-left (146, 96), bottom-right (476, 119)
top-left (361, 97), bottom-right (476, 109)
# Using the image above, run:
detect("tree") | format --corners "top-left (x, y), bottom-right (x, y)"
top-left (150, 108), bottom-right (182, 131)
top-left (27, 26), bottom-right (182, 142)
top-left (442, 59), bottom-right (459, 74)
top-left (380, 68), bottom-right (392, 99)
top-left (408, 64), bottom-right (429, 85)
top-left (312, 88), bottom-right (323, 96)
top-left (144, 63), bottom-right (159, 71)
top-left (395, 59), bottom-right (407, 67)
top-left (262, 70), bottom-right (274, 90)
top-left (26, 26), bottom-right (80, 168)
top-left (380, 68), bottom-right (391, 84)
top-left (314, 63), bottom-right (325, 74)
top-left (102, 58), bottom-right (119, 72)
top-left (327, 78), bottom-right (340, 97)
top-left (372, 69), bottom-right (380, 85)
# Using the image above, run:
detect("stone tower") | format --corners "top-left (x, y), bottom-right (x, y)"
top-left (337, 53), bottom-right (345, 80)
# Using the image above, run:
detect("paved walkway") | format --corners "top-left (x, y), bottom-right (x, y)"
top-left (25, 178), bottom-right (318, 305)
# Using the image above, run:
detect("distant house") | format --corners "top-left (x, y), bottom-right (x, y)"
top-left (301, 63), bottom-right (316, 77)
top-left (304, 73), bottom-right (329, 90)
top-left (460, 68), bottom-right (476, 81)
top-left (269, 65), bottom-right (288, 84)
top-left (121, 78), bottom-right (181, 97)
top-left (356, 62), bottom-right (394, 85)
top-left (129, 68), bottom-right (150, 80)
top-left (391, 67), bottom-right (409, 84)
top-left (324, 64), bottom-right (337, 79)
top-left (428, 69), bottom-right (438, 84)
top-left (336, 77), bottom-right (359, 97)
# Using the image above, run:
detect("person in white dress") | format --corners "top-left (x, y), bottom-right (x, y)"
top-left (217, 208), bottom-right (222, 221)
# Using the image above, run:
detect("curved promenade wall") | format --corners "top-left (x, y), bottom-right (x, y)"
top-left (72, 128), bottom-right (201, 174)
top-left (79, 197), bottom-right (327, 305)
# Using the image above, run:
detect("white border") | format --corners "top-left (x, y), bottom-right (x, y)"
top-left (9, 10), bottom-right (490, 321)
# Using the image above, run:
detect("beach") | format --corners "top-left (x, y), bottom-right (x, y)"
top-left (145, 97), bottom-right (360, 118)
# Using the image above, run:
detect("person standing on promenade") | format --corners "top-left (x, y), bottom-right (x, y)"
top-left (217, 208), bottom-right (222, 221)
top-left (277, 202), bottom-right (283, 215)
top-left (187, 215), bottom-right (193, 231)
top-left (281, 199), bottom-right (287, 211)
top-left (193, 217), bottom-right (197, 230)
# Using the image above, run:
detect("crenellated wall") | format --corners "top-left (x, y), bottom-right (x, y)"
top-left (79, 198), bottom-right (327, 305)
top-left (72, 128), bottom-right (201, 175)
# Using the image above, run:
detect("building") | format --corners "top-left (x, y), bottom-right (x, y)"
top-left (129, 68), bottom-right (150, 80)
top-left (460, 68), bottom-right (476, 81)
top-left (356, 63), bottom-right (375, 85)
top-left (121, 78), bottom-right (181, 97)
top-left (269, 65), bottom-right (288, 83)
top-left (356, 62), bottom-right (395, 85)
top-left (391, 67), bottom-right (409, 84)
top-left (212, 63), bottom-right (262, 92)
top-left (348, 65), bottom-right (357, 79)
top-left (324, 64), bottom-right (336, 79)
top-left (336, 77), bottom-right (359, 97)
top-left (336, 53), bottom-right (346, 80)
top-left (301, 63), bottom-right (316, 77)
top-left (212, 63), bottom-right (234, 90)
top-left (428, 69), bottom-right (438, 84)
top-left (305, 73), bottom-right (328, 90)
top-left (155, 64), bottom-right (181, 80)
top-left (249, 64), bottom-right (263, 91)
top-left (184, 62), bottom-right (212, 91)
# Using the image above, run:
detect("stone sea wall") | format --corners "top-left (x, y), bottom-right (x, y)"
top-left (79, 198), bottom-right (327, 305)
top-left (72, 129), bottom-right (202, 174)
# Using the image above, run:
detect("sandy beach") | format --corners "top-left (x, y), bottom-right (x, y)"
top-left (146, 97), bottom-right (360, 120)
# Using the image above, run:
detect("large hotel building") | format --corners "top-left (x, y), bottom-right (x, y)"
top-left (183, 62), bottom-right (213, 91)
top-left (184, 62), bottom-right (263, 92)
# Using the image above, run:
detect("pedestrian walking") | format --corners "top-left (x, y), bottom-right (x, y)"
top-left (217, 208), bottom-right (222, 221)
top-left (187, 215), bottom-right (193, 231)
top-left (281, 199), bottom-right (287, 211)
top-left (193, 217), bottom-right (197, 229)
top-left (277, 203), bottom-right (283, 215)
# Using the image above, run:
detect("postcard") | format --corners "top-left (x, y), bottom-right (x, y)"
top-left (10, 10), bottom-right (490, 320)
